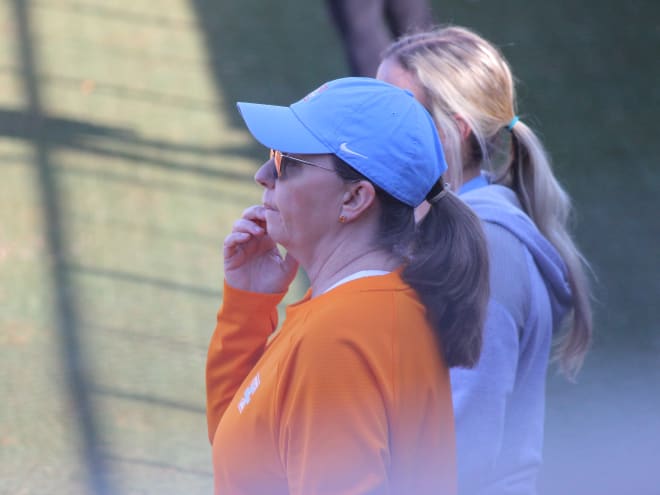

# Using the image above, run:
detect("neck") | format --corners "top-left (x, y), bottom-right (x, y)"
top-left (460, 166), bottom-right (481, 186)
top-left (303, 241), bottom-right (398, 297)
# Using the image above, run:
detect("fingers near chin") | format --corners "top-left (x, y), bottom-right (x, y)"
top-left (224, 232), bottom-right (251, 250)
top-left (223, 241), bottom-right (245, 261)
top-left (242, 204), bottom-right (267, 222)
top-left (233, 218), bottom-right (264, 236)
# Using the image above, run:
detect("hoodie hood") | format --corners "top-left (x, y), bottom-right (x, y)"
top-left (461, 184), bottom-right (573, 331)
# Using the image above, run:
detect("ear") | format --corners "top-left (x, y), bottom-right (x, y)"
top-left (339, 180), bottom-right (377, 223)
top-left (454, 114), bottom-right (472, 140)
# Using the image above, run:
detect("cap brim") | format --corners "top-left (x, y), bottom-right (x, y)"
top-left (237, 102), bottom-right (331, 154)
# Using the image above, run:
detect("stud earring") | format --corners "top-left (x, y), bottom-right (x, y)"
top-left (339, 215), bottom-right (347, 223)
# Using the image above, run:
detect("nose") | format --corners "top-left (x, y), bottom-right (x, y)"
top-left (255, 160), bottom-right (275, 189)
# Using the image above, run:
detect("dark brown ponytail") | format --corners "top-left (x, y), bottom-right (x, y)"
top-left (334, 158), bottom-right (490, 368)
top-left (404, 191), bottom-right (490, 367)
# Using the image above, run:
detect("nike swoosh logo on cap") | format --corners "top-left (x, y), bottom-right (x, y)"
top-left (339, 142), bottom-right (368, 159)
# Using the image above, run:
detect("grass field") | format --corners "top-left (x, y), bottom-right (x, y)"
top-left (1, 1), bottom-right (658, 494)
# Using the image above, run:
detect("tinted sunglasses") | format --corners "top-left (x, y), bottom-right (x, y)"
top-left (269, 149), bottom-right (335, 178)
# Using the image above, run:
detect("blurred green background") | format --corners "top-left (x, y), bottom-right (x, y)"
top-left (0, 0), bottom-right (658, 494)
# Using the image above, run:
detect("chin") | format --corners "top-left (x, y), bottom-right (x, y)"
top-left (264, 222), bottom-right (285, 245)
top-left (265, 213), bottom-right (293, 248)
top-left (271, 230), bottom-right (295, 253)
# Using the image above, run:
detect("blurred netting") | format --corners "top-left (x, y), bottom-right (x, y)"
top-left (1, 1), bottom-right (260, 493)
top-left (1, 0), bottom-right (332, 492)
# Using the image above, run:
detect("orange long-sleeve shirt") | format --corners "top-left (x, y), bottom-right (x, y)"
top-left (206, 272), bottom-right (456, 495)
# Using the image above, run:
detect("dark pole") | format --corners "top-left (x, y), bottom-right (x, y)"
top-left (11, 1), bottom-right (113, 494)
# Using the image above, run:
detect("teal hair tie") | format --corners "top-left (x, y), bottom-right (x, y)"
top-left (507, 115), bottom-right (519, 131)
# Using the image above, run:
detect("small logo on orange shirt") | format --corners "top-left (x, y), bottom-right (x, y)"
top-left (237, 373), bottom-right (261, 414)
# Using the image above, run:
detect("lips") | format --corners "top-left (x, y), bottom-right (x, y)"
top-left (262, 200), bottom-right (278, 212)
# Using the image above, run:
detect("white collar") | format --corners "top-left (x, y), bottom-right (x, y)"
top-left (322, 270), bottom-right (391, 294)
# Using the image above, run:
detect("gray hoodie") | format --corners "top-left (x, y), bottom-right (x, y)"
top-left (453, 182), bottom-right (572, 495)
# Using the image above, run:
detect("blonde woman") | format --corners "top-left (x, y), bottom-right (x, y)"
top-left (378, 27), bottom-right (593, 495)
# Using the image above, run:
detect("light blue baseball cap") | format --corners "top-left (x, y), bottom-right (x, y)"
top-left (237, 77), bottom-right (447, 207)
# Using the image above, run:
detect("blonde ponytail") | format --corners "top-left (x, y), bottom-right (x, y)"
top-left (505, 122), bottom-right (592, 377)
top-left (383, 26), bottom-right (593, 377)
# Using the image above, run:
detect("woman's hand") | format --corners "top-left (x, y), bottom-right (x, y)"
top-left (223, 205), bottom-right (299, 293)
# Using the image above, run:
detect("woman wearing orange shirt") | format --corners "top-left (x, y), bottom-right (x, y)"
top-left (206, 77), bottom-right (490, 495)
